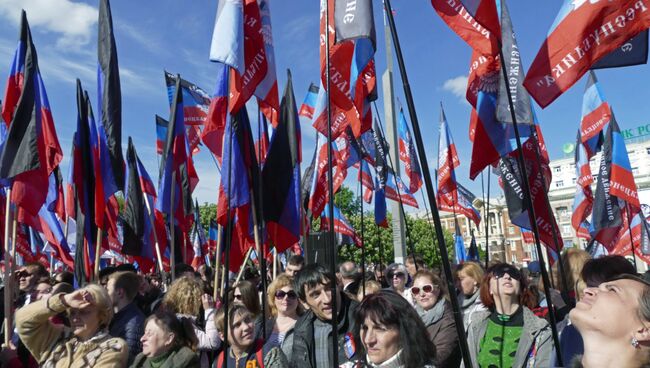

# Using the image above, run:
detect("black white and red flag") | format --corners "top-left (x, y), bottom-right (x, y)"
top-left (430, 0), bottom-right (500, 55)
top-left (524, 0), bottom-right (650, 108)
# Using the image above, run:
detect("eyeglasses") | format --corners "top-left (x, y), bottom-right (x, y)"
top-left (492, 265), bottom-right (522, 281)
top-left (16, 271), bottom-right (32, 279)
top-left (234, 294), bottom-right (243, 301)
top-left (411, 284), bottom-right (437, 295)
top-left (275, 290), bottom-right (297, 300)
top-left (391, 272), bottom-right (405, 279)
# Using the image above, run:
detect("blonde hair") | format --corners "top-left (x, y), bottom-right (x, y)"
top-left (163, 276), bottom-right (203, 316)
top-left (77, 284), bottom-right (113, 328)
top-left (456, 262), bottom-right (484, 285)
top-left (561, 248), bottom-right (590, 294)
top-left (267, 274), bottom-right (300, 317)
top-left (357, 280), bottom-right (382, 301)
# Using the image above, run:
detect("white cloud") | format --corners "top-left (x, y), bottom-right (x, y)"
top-left (0, 0), bottom-right (97, 49)
top-left (442, 75), bottom-right (469, 99)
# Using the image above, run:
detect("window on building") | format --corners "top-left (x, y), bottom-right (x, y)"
top-left (556, 180), bottom-right (564, 188)
top-left (572, 177), bottom-right (577, 184)
top-left (562, 224), bottom-right (571, 235)
top-left (553, 166), bottom-right (561, 173)
top-left (511, 254), bottom-right (518, 264)
top-left (510, 241), bottom-right (517, 251)
top-left (646, 147), bottom-right (650, 155)
top-left (633, 167), bottom-right (640, 175)
top-left (509, 226), bottom-right (515, 235)
top-left (557, 206), bottom-right (569, 219)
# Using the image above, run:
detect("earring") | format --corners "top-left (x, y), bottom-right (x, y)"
top-left (631, 337), bottom-right (640, 349)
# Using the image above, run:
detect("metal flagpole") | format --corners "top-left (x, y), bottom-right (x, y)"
top-left (626, 204), bottom-right (639, 270)
top-left (482, 171), bottom-right (491, 268)
top-left (170, 173), bottom-right (176, 282)
top-left (359, 171), bottom-right (366, 297)
top-left (3, 190), bottom-right (12, 347)
top-left (382, 0), bottom-right (472, 364)
top-left (324, 1), bottom-right (339, 365)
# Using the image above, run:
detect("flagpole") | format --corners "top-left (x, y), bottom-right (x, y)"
top-left (495, 44), bottom-right (563, 364)
top-left (234, 246), bottom-right (254, 285)
top-left (94, 228), bottom-right (103, 281)
top-left (481, 171), bottom-right (490, 268)
top-left (626, 204), bottom-right (639, 270)
top-left (373, 109), bottom-right (418, 271)
top-left (213, 225), bottom-right (223, 301)
top-left (254, 104), bottom-right (268, 338)
top-left (358, 172), bottom-right (366, 297)
top-left (324, 1), bottom-right (340, 365)
top-left (170, 172), bottom-right (176, 282)
top-left (382, 0), bottom-right (473, 364)
top-left (143, 194), bottom-right (165, 275)
top-left (3, 189), bottom-right (12, 347)
top-left (222, 112), bottom-right (235, 368)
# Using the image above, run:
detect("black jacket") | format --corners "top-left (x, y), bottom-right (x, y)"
top-left (290, 292), bottom-right (358, 368)
top-left (110, 301), bottom-right (146, 365)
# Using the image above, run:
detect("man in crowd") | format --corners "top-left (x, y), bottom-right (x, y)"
top-left (405, 254), bottom-right (425, 279)
top-left (16, 263), bottom-right (48, 307)
top-left (285, 255), bottom-right (305, 278)
top-left (338, 261), bottom-right (359, 295)
top-left (291, 264), bottom-right (357, 368)
top-left (107, 271), bottom-right (146, 365)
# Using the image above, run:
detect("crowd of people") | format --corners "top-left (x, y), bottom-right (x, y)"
top-left (0, 251), bottom-right (649, 367)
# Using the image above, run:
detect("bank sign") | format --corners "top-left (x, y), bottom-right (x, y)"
top-left (621, 124), bottom-right (650, 140)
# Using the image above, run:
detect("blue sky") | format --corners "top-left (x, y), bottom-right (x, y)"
top-left (1, 0), bottom-right (649, 207)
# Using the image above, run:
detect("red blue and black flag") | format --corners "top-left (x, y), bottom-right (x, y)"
top-left (165, 72), bottom-right (207, 154)
top-left (155, 115), bottom-right (168, 155)
top-left (0, 11), bottom-right (63, 216)
top-left (98, 0), bottom-right (124, 191)
top-left (593, 30), bottom-right (649, 69)
top-left (202, 62), bottom-right (229, 163)
top-left (262, 71), bottom-right (302, 253)
top-left (299, 83), bottom-right (319, 120)
top-left (579, 71), bottom-right (610, 158)
top-left (572, 131), bottom-right (594, 240)
top-left (374, 177), bottom-right (388, 228)
top-left (321, 203), bottom-right (361, 247)
top-left (437, 105), bottom-right (460, 206)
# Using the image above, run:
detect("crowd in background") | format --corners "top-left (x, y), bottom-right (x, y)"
top-left (0, 250), bottom-right (649, 367)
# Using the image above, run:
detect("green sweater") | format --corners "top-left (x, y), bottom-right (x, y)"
top-left (477, 307), bottom-right (524, 368)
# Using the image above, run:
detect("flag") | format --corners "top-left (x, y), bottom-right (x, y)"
top-left (307, 135), bottom-right (347, 219)
top-left (98, 0), bottom-right (124, 191)
top-left (208, 219), bottom-right (219, 253)
top-left (429, 0), bottom-right (500, 55)
top-left (321, 203), bottom-right (361, 247)
top-left (454, 219), bottom-right (467, 264)
top-left (374, 177), bottom-right (388, 228)
top-left (0, 11), bottom-right (63, 216)
top-left (216, 106), bottom-right (260, 271)
top-left (210, 0), bottom-right (277, 124)
top-left (607, 116), bottom-right (640, 211)
top-left (254, 113), bottom-right (270, 165)
top-left (202, 62), bottom-right (229, 164)
top-left (593, 30), bottom-right (649, 69)
top-left (437, 105), bottom-right (460, 205)
top-left (580, 71), bottom-right (610, 157)
top-left (524, 0), bottom-right (650, 108)
top-left (498, 138), bottom-right (563, 253)
top-left (164, 71), bottom-right (211, 126)
top-left (372, 122), bottom-right (389, 187)
top-left (397, 108), bottom-right (422, 194)
top-left (155, 115), bottom-right (168, 155)
top-left (359, 160), bottom-right (374, 204)
top-left (467, 230), bottom-right (479, 262)
top-left (385, 171), bottom-right (419, 208)
top-left (572, 131), bottom-right (594, 240)
top-left (156, 76), bottom-right (191, 225)
top-left (334, 0), bottom-right (376, 46)
top-left (262, 70), bottom-right (302, 252)
top-left (191, 198), bottom-right (208, 268)
top-left (438, 182), bottom-right (481, 226)
top-left (611, 210), bottom-right (650, 265)
top-left (255, 0), bottom-right (280, 126)
top-left (122, 137), bottom-right (155, 267)
top-left (299, 83), bottom-right (319, 120)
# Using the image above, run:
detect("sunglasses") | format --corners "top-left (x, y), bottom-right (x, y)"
top-left (492, 265), bottom-right (522, 281)
top-left (16, 271), bottom-right (32, 279)
top-left (411, 284), bottom-right (437, 295)
top-left (275, 290), bottom-right (297, 300)
top-left (234, 294), bottom-right (243, 301)
top-left (390, 272), bottom-right (406, 279)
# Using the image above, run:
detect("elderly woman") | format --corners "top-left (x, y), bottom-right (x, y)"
top-left (412, 269), bottom-right (461, 367)
top-left (464, 263), bottom-right (552, 368)
top-left (15, 284), bottom-right (128, 367)
top-left (341, 290), bottom-right (436, 368)
top-left (569, 273), bottom-right (650, 367)
top-left (455, 261), bottom-right (487, 331)
top-left (130, 310), bottom-right (199, 368)
top-left (215, 304), bottom-right (288, 367)
top-left (162, 276), bottom-right (220, 367)
top-left (385, 263), bottom-right (413, 304)
top-left (260, 274), bottom-right (302, 361)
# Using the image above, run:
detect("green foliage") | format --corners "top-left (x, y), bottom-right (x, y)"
top-left (198, 202), bottom-right (217, 231)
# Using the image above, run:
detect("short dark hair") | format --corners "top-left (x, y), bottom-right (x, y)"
top-left (23, 262), bottom-right (47, 279)
top-left (109, 271), bottom-right (141, 301)
top-left (174, 263), bottom-right (196, 277)
top-left (354, 290), bottom-right (436, 367)
top-left (54, 271), bottom-right (74, 285)
top-left (294, 264), bottom-right (334, 301)
top-left (115, 263), bottom-right (137, 273)
top-left (581, 255), bottom-right (636, 287)
top-left (405, 255), bottom-right (425, 268)
top-left (288, 255), bottom-right (305, 267)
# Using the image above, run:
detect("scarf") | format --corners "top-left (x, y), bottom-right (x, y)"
top-left (416, 299), bottom-right (446, 327)
top-left (460, 290), bottom-right (480, 310)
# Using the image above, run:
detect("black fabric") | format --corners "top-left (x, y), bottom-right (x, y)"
top-left (122, 137), bottom-right (146, 256)
top-left (110, 301), bottom-right (146, 365)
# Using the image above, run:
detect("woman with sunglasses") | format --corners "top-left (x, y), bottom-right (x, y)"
top-left (230, 280), bottom-right (262, 319)
top-left (463, 263), bottom-right (552, 368)
top-left (412, 269), bottom-right (461, 367)
top-left (259, 274), bottom-right (303, 361)
top-left (385, 263), bottom-right (413, 305)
